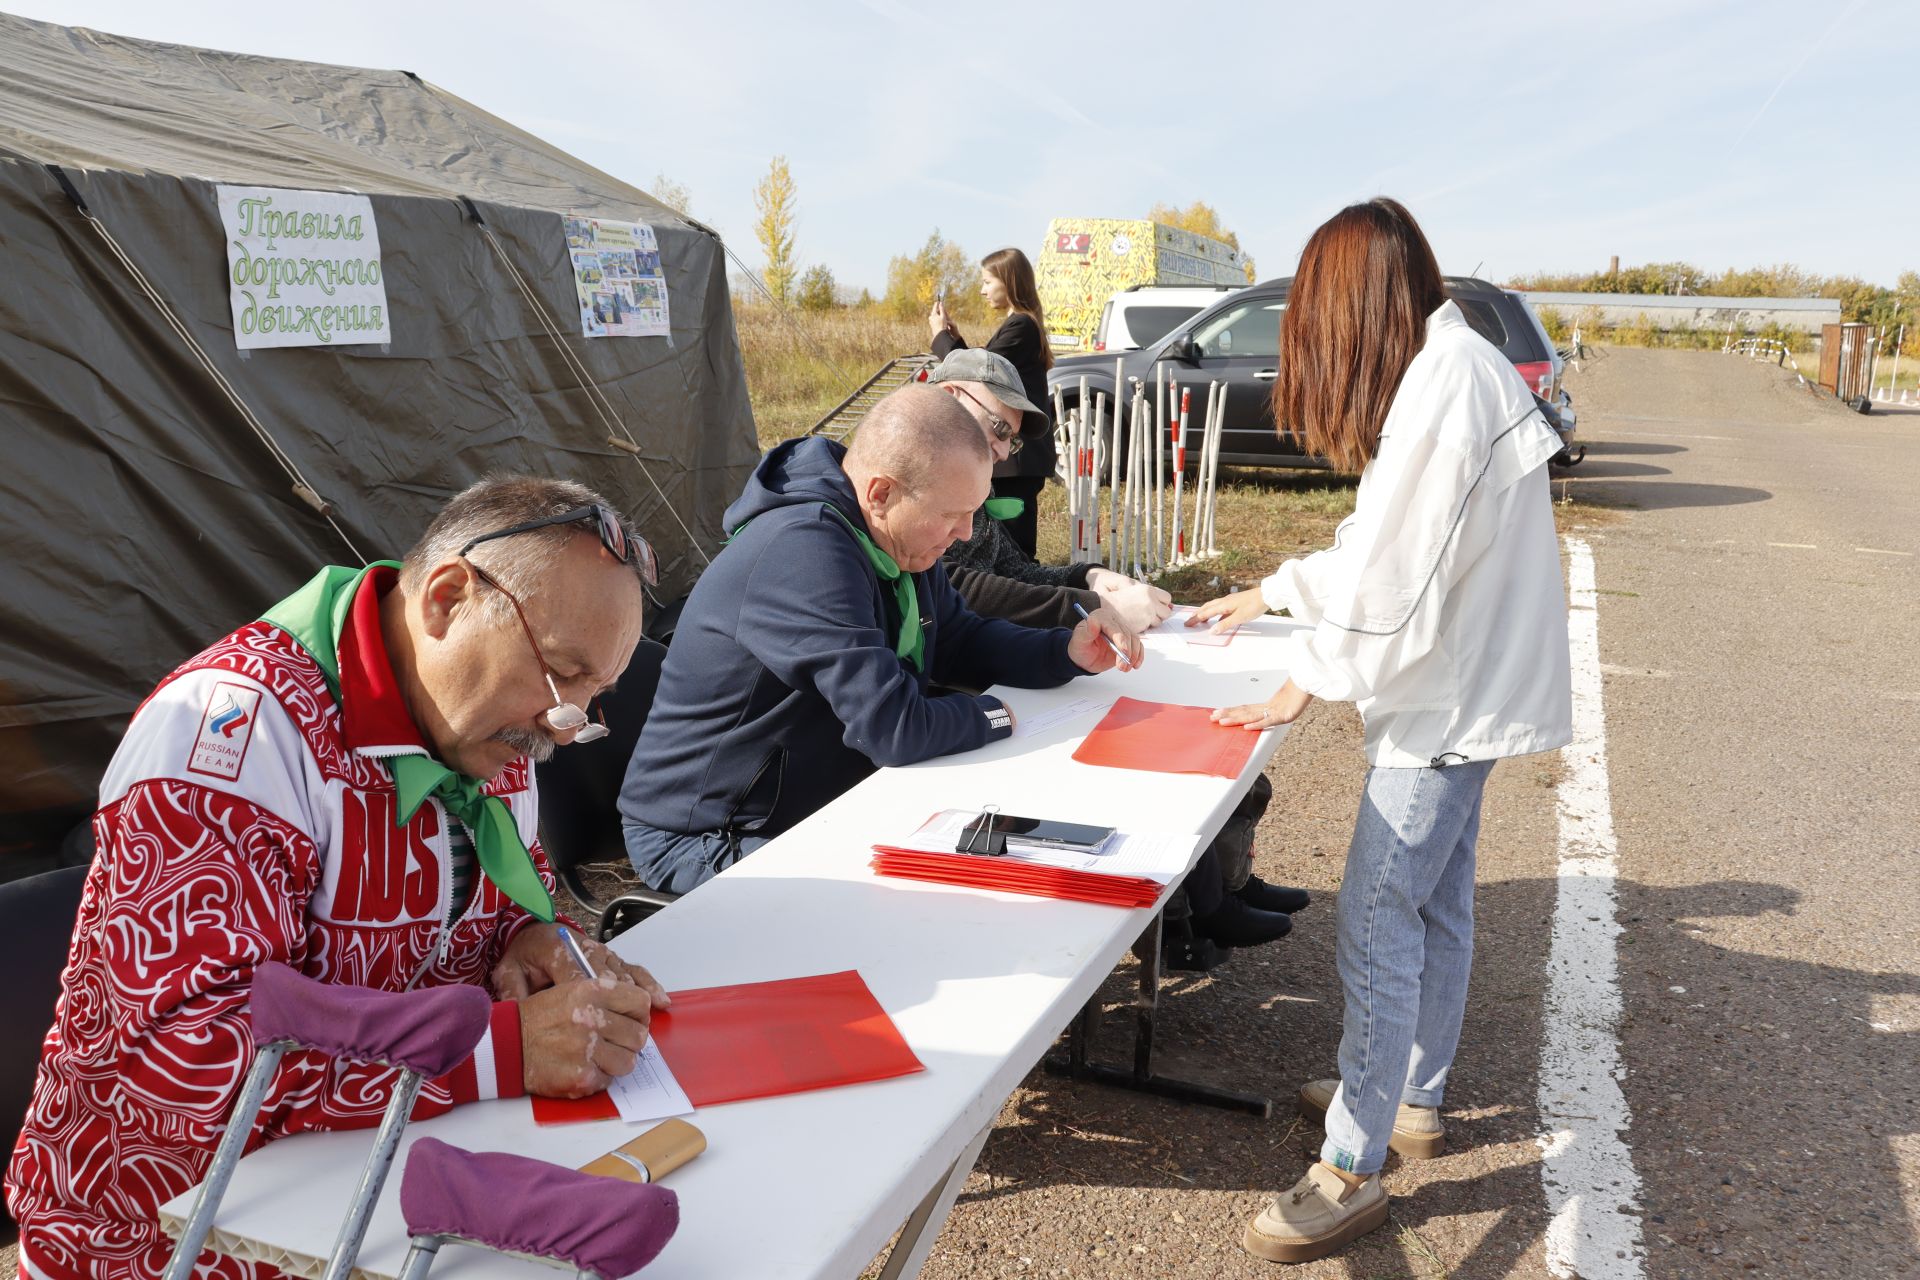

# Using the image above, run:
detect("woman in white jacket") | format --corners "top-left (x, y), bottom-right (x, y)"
top-left (1191, 198), bottom-right (1572, 1264)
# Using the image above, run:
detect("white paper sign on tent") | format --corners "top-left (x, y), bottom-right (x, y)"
top-left (217, 185), bottom-right (391, 351)
top-left (565, 215), bottom-right (671, 338)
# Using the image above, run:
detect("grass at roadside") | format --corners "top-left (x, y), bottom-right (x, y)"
top-left (1035, 466), bottom-right (1361, 599)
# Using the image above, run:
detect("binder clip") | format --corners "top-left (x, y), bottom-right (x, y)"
top-left (957, 805), bottom-right (1007, 856)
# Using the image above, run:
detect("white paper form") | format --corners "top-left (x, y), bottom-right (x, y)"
top-left (607, 1040), bottom-right (695, 1124)
top-left (1011, 695), bottom-right (1111, 739)
top-left (888, 811), bottom-right (1203, 884)
top-left (1166, 606), bottom-right (1239, 646)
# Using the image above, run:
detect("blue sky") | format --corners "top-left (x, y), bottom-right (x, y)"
top-left (14, 0), bottom-right (1918, 290)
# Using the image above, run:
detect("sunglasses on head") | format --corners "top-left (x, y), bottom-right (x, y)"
top-left (459, 504), bottom-right (658, 586)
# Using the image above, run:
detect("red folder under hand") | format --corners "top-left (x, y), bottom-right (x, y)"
top-left (1070, 696), bottom-right (1259, 779)
top-left (531, 970), bottom-right (923, 1125)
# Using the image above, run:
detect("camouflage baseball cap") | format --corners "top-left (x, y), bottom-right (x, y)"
top-left (924, 349), bottom-right (1042, 424)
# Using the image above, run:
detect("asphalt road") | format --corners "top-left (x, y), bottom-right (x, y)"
top-left (903, 349), bottom-right (1920, 1279)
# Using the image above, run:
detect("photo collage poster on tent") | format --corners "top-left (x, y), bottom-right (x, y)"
top-left (566, 216), bottom-right (671, 338)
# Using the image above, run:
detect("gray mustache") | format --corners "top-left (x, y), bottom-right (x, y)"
top-left (490, 724), bottom-right (554, 764)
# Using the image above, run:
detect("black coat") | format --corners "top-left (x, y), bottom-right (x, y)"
top-left (932, 312), bottom-right (1056, 480)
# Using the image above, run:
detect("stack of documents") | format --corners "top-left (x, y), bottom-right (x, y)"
top-left (1166, 605), bottom-right (1240, 646)
top-left (870, 810), bottom-right (1202, 908)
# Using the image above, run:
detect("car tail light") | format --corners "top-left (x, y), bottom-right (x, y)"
top-left (1094, 340), bottom-right (1106, 352)
top-left (1513, 360), bottom-right (1554, 398)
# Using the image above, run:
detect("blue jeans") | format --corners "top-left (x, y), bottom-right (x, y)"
top-left (622, 821), bottom-right (769, 895)
top-left (1322, 759), bottom-right (1494, 1175)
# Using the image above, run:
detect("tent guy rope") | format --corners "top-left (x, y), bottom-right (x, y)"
top-left (45, 163), bottom-right (370, 566)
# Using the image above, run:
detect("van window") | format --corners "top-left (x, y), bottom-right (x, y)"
top-left (1192, 299), bottom-right (1285, 358)
top-left (1122, 305), bottom-right (1203, 347)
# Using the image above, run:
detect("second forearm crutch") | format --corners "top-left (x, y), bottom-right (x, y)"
top-left (396, 1138), bottom-right (679, 1280)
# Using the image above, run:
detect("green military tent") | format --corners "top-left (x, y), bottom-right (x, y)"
top-left (0, 11), bottom-right (759, 873)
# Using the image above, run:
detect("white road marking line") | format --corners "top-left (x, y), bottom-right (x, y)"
top-left (1767, 542), bottom-right (1817, 549)
top-left (1855, 547), bottom-right (1913, 557)
top-left (1599, 663), bottom-right (1672, 679)
top-left (1539, 537), bottom-right (1646, 1280)
top-left (1596, 429), bottom-right (1736, 442)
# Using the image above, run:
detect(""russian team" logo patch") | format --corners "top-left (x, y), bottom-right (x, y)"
top-left (188, 682), bottom-right (263, 780)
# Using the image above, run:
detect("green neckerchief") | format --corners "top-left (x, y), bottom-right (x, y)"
top-left (983, 496), bottom-right (1025, 521)
top-left (734, 504), bottom-right (925, 671)
top-left (260, 563), bottom-right (556, 923)
top-left (816, 504), bottom-right (924, 672)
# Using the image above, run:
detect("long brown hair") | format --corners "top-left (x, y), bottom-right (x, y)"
top-left (1274, 198), bottom-right (1447, 472)
top-left (980, 247), bottom-right (1054, 370)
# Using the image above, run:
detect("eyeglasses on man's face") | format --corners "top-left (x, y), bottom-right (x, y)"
top-left (951, 386), bottom-right (1024, 455)
top-left (463, 559), bottom-right (609, 745)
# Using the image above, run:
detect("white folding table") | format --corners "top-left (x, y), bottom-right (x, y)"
top-left (159, 615), bottom-right (1303, 1279)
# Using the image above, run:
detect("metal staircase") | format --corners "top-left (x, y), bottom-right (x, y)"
top-left (806, 353), bottom-right (936, 441)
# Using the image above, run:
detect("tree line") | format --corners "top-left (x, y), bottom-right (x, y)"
top-left (671, 159), bottom-right (1917, 357)
top-left (733, 158), bottom-right (1257, 317)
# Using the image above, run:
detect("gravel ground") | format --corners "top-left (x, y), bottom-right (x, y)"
top-left (10, 350), bottom-right (1915, 1278)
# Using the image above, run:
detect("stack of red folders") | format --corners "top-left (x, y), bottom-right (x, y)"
top-left (868, 846), bottom-right (1162, 908)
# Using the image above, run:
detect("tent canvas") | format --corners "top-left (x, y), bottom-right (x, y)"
top-left (0, 12), bottom-right (759, 872)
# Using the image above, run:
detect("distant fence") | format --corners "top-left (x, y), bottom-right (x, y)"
top-left (1519, 292), bottom-right (1841, 335)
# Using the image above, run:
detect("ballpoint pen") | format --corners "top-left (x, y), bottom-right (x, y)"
top-left (556, 924), bottom-right (598, 981)
top-left (1071, 601), bottom-right (1132, 667)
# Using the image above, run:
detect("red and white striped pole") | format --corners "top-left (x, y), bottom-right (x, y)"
top-left (1170, 385), bottom-right (1190, 559)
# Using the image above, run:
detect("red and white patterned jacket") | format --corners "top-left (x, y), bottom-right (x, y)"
top-left (7, 567), bottom-right (546, 1280)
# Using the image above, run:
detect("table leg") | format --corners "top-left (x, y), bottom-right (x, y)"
top-left (874, 1121), bottom-right (993, 1280)
top-left (1043, 912), bottom-right (1272, 1116)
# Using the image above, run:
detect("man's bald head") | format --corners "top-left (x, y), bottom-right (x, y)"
top-left (842, 384), bottom-right (994, 573)
top-left (845, 383), bottom-right (990, 495)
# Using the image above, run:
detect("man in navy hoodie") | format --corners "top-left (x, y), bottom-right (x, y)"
top-left (620, 385), bottom-right (1140, 893)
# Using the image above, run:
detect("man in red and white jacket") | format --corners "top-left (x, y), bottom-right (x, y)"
top-left (7, 477), bottom-right (664, 1279)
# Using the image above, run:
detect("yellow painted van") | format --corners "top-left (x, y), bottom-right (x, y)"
top-left (1036, 218), bottom-right (1248, 351)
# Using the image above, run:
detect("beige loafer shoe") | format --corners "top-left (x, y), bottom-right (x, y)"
top-left (1298, 1078), bottom-right (1446, 1159)
top-left (1243, 1163), bottom-right (1389, 1263)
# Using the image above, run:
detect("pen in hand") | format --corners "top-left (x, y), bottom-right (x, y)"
top-left (556, 924), bottom-right (598, 981)
top-left (1071, 602), bottom-right (1133, 668)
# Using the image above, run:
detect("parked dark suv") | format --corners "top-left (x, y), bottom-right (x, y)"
top-left (1049, 275), bottom-right (1574, 469)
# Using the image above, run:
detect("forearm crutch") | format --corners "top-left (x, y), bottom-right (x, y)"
top-left (164, 961), bottom-right (492, 1280)
top-left (396, 1137), bottom-right (679, 1279)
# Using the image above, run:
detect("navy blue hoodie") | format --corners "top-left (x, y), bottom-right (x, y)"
top-left (621, 436), bottom-right (1085, 840)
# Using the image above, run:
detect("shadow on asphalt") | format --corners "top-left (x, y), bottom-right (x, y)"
top-left (1564, 478), bottom-right (1772, 512)
top-left (1585, 440), bottom-right (1687, 457)
top-left (967, 876), bottom-right (1916, 1276)
top-left (1564, 460), bottom-right (1673, 479)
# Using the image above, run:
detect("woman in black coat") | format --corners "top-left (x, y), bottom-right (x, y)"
top-left (929, 247), bottom-right (1056, 557)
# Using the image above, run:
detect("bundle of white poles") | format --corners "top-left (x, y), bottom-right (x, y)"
top-left (1058, 359), bottom-right (1225, 575)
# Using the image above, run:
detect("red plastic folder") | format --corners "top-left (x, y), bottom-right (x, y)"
top-left (1070, 696), bottom-right (1258, 779)
top-left (532, 970), bottom-right (924, 1125)
top-left (868, 849), bottom-right (1161, 909)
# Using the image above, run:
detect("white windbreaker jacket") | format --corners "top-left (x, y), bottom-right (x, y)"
top-left (1260, 300), bottom-right (1572, 768)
